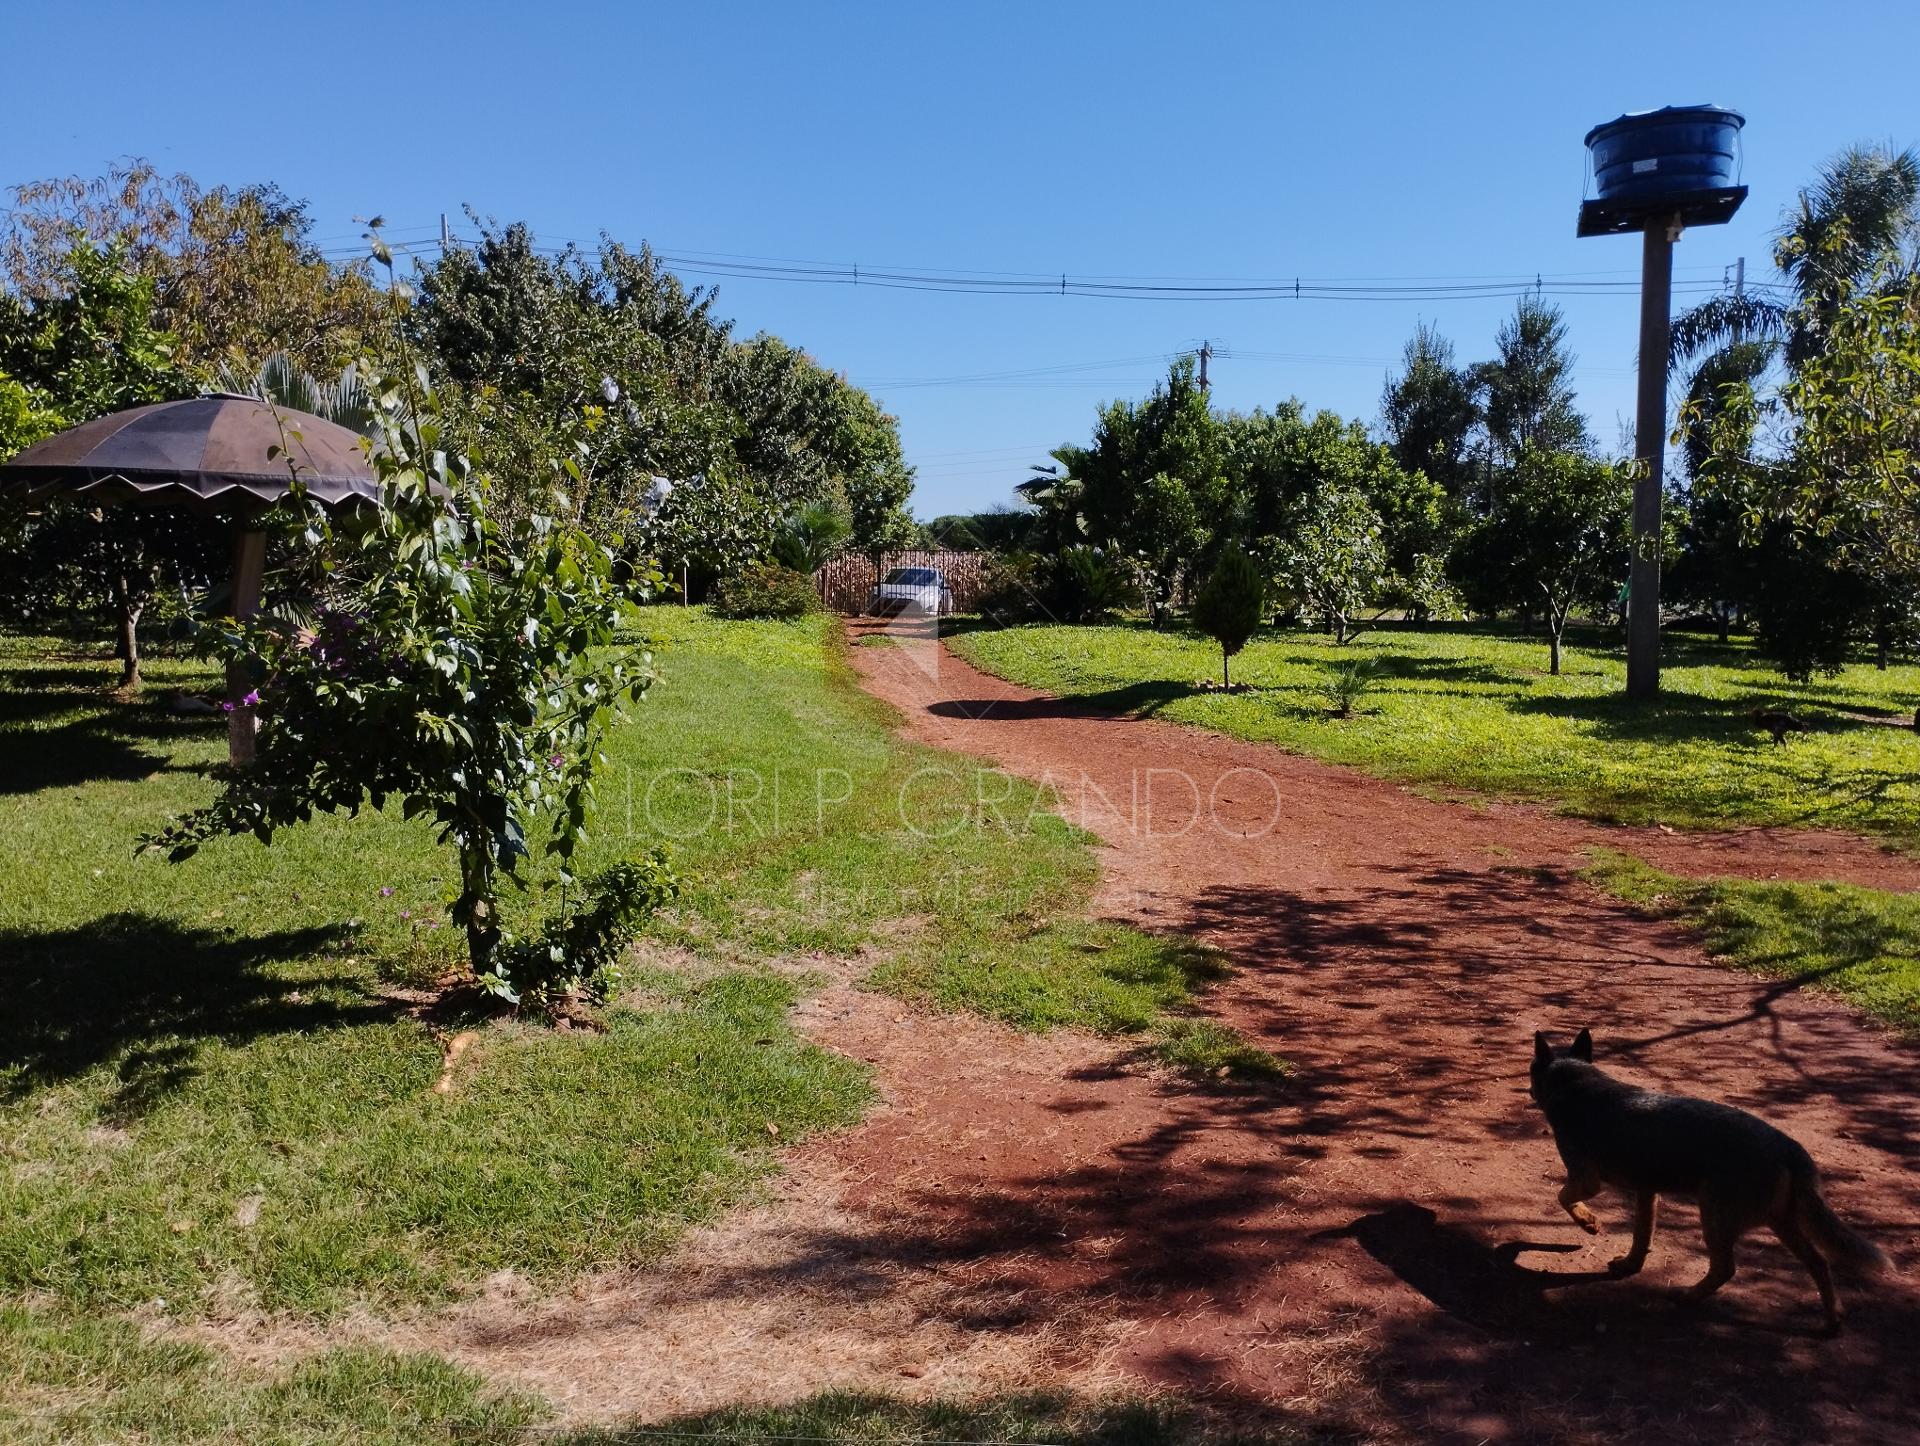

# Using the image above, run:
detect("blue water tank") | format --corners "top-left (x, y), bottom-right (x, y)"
top-left (1585, 105), bottom-right (1744, 201)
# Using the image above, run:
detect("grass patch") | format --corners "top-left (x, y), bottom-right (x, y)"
top-left (1152, 1018), bottom-right (1291, 1080)
top-left (0, 1301), bottom-right (540, 1444)
top-left (554, 1388), bottom-right (1322, 1445)
top-left (1, 608), bottom-right (1268, 1339)
top-left (1584, 850), bottom-right (1920, 1034)
top-left (949, 619), bottom-right (1920, 841)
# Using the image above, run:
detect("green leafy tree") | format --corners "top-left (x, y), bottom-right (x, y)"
top-left (0, 239), bottom-right (218, 685)
top-left (1693, 266), bottom-right (1920, 668)
top-left (1190, 541), bottom-right (1265, 686)
top-left (1464, 447), bottom-right (1633, 674)
top-left (1671, 144), bottom-right (1919, 673)
top-left (145, 351), bottom-right (663, 993)
top-left (1077, 359), bottom-right (1229, 624)
top-left (1473, 297), bottom-right (1591, 472)
top-left (1013, 444), bottom-right (1089, 551)
top-left (1382, 322), bottom-right (1480, 498)
top-left (2, 160), bottom-right (378, 373)
top-left (214, 350), bottom-right (372, 433)
top-left (1278, 483), bottom-right (1386, 644)
top-left (1673, 144), bottom-right (1918, 387)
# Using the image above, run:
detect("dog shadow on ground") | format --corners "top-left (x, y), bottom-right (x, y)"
top-left (1316, 1202), bottom-right (1616, 1340)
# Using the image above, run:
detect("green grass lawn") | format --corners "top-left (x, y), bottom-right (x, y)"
top-left (1586, 851), bottom-right (1920, 1035)
top-left (949, 619), bottom-right (1920, 841)
top-left (0, 609), bottom-right (1271, 1436)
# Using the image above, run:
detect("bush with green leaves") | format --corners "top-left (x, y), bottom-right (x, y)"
top-left (1324, 654), bottom-right (1382, 718)
top-left (975, 550), bottom-right (1048, 624)
top-left (1046, 544), bottom-right (1136, 624)
top-left (769, 500), bottom-right (851, 574)
top-left (1189, 540), bottom-right (1265, 686)
top-left (490, 854), bottom-right (677, 1005)
top-left (144, 349), bottom-right (660, 983)
top-left (711, 560), bottom-right (822, 620)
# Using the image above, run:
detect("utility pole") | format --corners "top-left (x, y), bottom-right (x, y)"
top-left (440, 212), bottom-right (451, 250)
top-left (1732, 255), bottom-right (1745, 339)
top-left (1577, 103), bottom-right (1747, 701)
top-left (1626, 214), bottom-right (1679, 700)
top-left (1197, 340), bottom-right (1211, 391)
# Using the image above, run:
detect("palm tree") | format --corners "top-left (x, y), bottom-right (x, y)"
top-left (214, 351), bottom-right (373, 434)
top-left (1014, 444), bottom-right (1088, 551)
top-left (769, 500), bottom-right (851, 573)
top-left (1671, 144), bottom-right (1919, 412)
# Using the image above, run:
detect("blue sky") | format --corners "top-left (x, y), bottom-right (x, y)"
top-left (4, 0), bottom-right (1916, 516)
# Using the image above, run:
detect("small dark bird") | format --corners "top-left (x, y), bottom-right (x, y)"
top-left (1750, 707), bottom-right (1809, 745)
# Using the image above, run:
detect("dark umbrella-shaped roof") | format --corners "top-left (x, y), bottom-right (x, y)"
top-left (0, 394), bottom-right (376, 508)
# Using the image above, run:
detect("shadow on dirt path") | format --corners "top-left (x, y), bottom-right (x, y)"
top-left (826, 615), bottom-right (1920, 1446)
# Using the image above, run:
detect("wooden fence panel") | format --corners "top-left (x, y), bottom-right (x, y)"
top-left (814, 550), bottom-right (991, 614)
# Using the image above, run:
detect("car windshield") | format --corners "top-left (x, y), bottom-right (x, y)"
top-left (883, 568), bottom-right (938, 585)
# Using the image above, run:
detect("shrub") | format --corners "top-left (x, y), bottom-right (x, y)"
top-left (712, 561), bottom-right (821, 620)
top-left (1324, 655), bottom-right (1382, 718)
top-left (488, 853), bottom-right (678, 1006)
top-left (769, 501), bottom-right (851, 574)
top-left (1046, 545), bottom-right (1135, 624)
top-left (976, 551), bottom-right (1048, 624)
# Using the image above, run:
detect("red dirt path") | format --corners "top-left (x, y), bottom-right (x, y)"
top-left (826, 618), bottom-right (1920, 1445)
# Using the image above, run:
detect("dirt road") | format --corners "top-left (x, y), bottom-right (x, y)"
top-left (825, 617), bottom-right (1920, 1445)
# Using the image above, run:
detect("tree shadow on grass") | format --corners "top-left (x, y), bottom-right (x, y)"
top-left (0, 679), bottom-right (220, 795)
top-left (1509, 690), bottom-right (1885, 748)
top-left (552, 1389), bottom-right (1350, 1445)
top-left (0, 913), bottom-right (393, 1118)
top-left (1275, 652), bottom-right (1523, 691)
top-left (0, 715), bottom-right (179, 795)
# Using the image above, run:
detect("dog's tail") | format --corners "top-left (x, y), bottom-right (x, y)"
top-left (1795, 1169), bottom-right (1893, 1276)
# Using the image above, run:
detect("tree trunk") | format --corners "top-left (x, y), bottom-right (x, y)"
top-left (113, 573), bottom-right (142, 690)
top-left (1717, 606), bottom-right (1730, 645)
top-left (459, 847), bottom-right (502, 981)
top-left (1548, 626), bottom-right (1562, 676)
top-left (1222, 648), bottom-right (1230, 689)
top-left (1876, 619), bottom-right (1891, 671)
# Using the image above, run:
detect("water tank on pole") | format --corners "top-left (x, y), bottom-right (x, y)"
top-left (1586, 105), bottom-right (1744, 202)
top-left (1577, 104), bottom-right (1747, 237)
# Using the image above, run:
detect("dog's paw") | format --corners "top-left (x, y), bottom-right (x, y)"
top-left (1607, 1254), bottom-right (1644, 1276)
top-left (1572, 1209), bottom-right (1601, 1235)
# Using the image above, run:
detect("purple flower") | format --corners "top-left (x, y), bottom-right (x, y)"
top-left (399, 910), bottom-right (412, 920)
top-left (241, 689), bottom-right (261, 708)
top-left (220, 701), bottom-right (236, 714)
top-left (549, 753), bottom-right (565, 769)
top-left (380, 886), bottom-right (395, 898)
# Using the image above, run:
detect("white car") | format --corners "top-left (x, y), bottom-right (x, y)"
top-left (866, 566), bottom-right (954, 616)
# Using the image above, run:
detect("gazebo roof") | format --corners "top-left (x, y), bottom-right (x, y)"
top-left (0, 394), bottom-right (377, 509)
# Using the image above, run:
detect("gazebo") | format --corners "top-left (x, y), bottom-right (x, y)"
top-left (1, 393), bottom-right (379, 764)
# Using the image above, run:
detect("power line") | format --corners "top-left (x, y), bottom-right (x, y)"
top-left (316, 231), bottom-right (1747, 304)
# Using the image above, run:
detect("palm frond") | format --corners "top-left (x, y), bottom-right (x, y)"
top-left (1669, 293), bottom-right (1787, 367)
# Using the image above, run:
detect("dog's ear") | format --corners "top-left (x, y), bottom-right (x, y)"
top-left (1570, 1028), bottom-right (1593, 1061)
top-left (1533, 1031), bottom-right (1553, 1065)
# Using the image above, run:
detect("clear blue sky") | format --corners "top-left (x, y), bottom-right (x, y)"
top-left (4, 0), bottom-right (1916, 516)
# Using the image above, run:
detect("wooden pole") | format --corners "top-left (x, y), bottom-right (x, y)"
top-left (1627, 217), bottom-right (1676, 701)
top-left (227, 527), bottom-right (267, 765)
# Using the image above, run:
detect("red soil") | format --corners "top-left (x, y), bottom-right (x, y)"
top-left (823, 617), bottom-right (1920, 1446)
